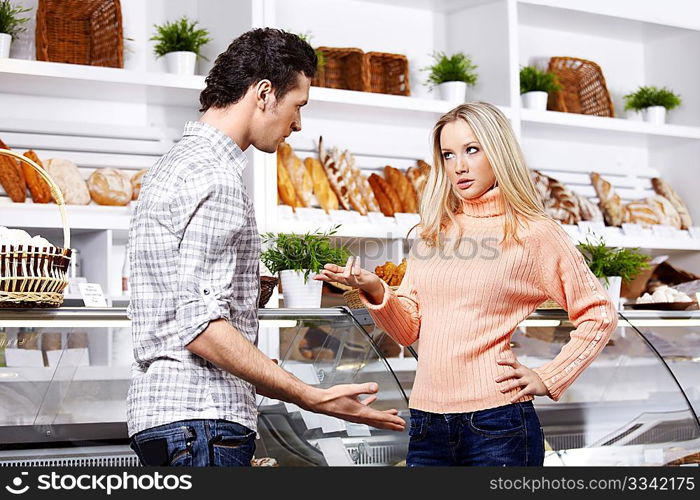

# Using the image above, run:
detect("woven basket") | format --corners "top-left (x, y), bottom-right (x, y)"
top-left (537, 299), bottom-right (563, 310)
top-left (546, 57), bottom-right (614, 117)
top-left (313, 47), bottom-right (367, 91)
top-left (364, 51), bottom-right (410, 96)
top-left (343, 285), bottom-right (399, 310)
top-left (259, 276), bottom-right (278, 308)
top-left (36, 0), bottom-right (124, 68)
top-left (0, 150), bottom-right (71, 308)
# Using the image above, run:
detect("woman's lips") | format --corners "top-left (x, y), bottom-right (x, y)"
top-left (457, 180), bottom-right (475, 190)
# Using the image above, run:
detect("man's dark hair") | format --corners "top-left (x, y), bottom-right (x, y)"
top-left (199, 28), bottom-right (317, 112)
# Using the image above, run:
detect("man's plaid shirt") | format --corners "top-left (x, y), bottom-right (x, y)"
top-left (126, 121), bottom-right (261, 436)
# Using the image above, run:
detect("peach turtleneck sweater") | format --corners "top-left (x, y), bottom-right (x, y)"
top-left (359, 186), bottom-right (618, 412)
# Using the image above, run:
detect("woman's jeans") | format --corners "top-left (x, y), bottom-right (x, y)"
top-left (406, 401), bottom-right (545, 466)
top-left (130, 419), bottom-right (256, 467)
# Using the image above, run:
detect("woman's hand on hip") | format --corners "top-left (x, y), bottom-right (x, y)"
top-left (314, 256), bottom-right (384, 298)
top-left (495, 358), bottom-right (548, 403)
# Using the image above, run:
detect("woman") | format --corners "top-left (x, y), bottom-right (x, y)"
top-left (315, 102), bottom-right (618, 466)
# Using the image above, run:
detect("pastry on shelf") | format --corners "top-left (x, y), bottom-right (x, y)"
top-left (131, 169), bottom-right (148, 200)
top-left (375, 258), bottom-right (407, 286)
top-left (22, 150), bottom-right (52, 204)
top-left (590, 172), bottom-right (623, 226)
top-left (636, 285), bottom-right (692, 304)
top-left (651, 177), bottom-right (692, 229)
top-left (385, 165), bottom-right (418, 213)
top-left (303, 157), bottom-right (338, 213)
top-left (278, 142), bottom-right (313, 207)
top-left (572, 191), bottom-right (604, 222)
top-left (277, 153), bottom-right (301, 210)
top-left (530, 169), bottom-right (580, 224)
top-left (368, 173), bottom-right (399, 217)
top-left (0, 139), bottom-right (27, 203)
top-left (406, 160), bottom-right (431, 204)
top-left (45, 158), bottom-right (90, 205)
top-left (623, 195), bottom-right (681, 229)
top-left (87, 168), bottom-right (133, 206)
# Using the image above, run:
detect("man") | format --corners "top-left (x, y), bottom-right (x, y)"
top-left (127, 29), bottom-right (405, 467)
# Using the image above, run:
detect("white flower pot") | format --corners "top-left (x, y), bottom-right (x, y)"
top-left (279, 270), bottom-right (323, 308)
top-left (521, 91), bottom-right (548, 111)
top-left (437, 81), bottom-right (467, 103)
top-left (642, 106), bottom-right (666, 125)
top-left (599, 276), bottom-right (622, 311)
top-left (0, 33), bottom-right (11, 59)
top-left (164, 51), bottom-right (197, 75)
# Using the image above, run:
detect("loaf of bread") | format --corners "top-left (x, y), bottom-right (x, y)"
top-left (646, 195), bottom-right (682, 229)
top-left (278, 142), bottom-right (313, 208)
top-left (385, 166), bottom-right (418, 213)
top-left (319, 137), bottom-right (375, 215)
top-left (590, 172), bottom-right (624, 226)
top-left (0, 139), bottom-right (27, 202)
top-left (21, 150), bottom-right (53, 204)
top-left (651, 177), bottom-right (692, 229)
top-left (572, 191), bottom-right (604, 222)
top-left (277, 154), bottom-right (301, 209)
top-left (303, 157), bottom-right (338, 213)
top-left (87, 168), bottom-right (132, 206)
top-left (547, 175), bottom-right (580, 224)
top-left (623, 200), bottom-right (661, 227)
top-left (368, 173), bottom-right (395, 217)
top-left (131, 169), bottom-right (147, 201)
top-left (406, 160), bottom-right (431, 204)
top-left (45, 158), bottom-right (91, 205)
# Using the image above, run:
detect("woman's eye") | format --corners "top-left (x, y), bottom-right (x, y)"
top-left (442, 152), bottom-right (454, 160)
top-left (466, 146), bottom-right (478, 154)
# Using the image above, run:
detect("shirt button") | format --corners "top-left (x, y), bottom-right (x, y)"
top-left (203, 289), bottom-right (210, 295)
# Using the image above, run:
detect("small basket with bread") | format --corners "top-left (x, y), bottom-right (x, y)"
top-left (0, 149), bottom-right (72, 308)
top-left (342, 259), bottom-right (406, 309)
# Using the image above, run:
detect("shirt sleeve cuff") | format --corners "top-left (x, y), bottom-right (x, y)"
top-left (357, 280), bottom-right (393, 311)
top-left (177, 281), bottom-right (231, 346)
top-left (533, 367), bottom-right (562, 402)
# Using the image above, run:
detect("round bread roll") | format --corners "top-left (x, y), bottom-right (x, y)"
top-left (87, 168), bottom-right (133, 206)
top-left (131, 169), bottom-right (147, 200)
top-left (45, 158), bottom-right (91, 205)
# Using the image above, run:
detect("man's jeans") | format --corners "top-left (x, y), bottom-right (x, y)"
top-left (406, 401), bottom-right (545, 466)
top-left (130, 419), bottom-right (256, 466)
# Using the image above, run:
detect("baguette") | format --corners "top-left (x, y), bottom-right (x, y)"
top-left (0, 139), bottom-right (27, 202)
top-left (22, 150), bottom-right (52, 204)
top-left (385, 165), bottom-right (418, 213)
top-left (277, 153), bottom-right (300, 209)
top-left (278, 142), bottom-right (313, 207)
top-left (303, 157), bottom-right (338, 213)
top-left (368, 173), bottom-right (395, 217)
top-left (590, 172), bottom-right (624, 226)
top-left (651, 177), bottom-right (692, 229)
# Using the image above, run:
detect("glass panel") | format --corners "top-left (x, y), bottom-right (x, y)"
top-left (256, 309), bottom-right (410, 466)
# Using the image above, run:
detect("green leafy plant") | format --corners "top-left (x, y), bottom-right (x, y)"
top-left (423, 52), bottom-right (478, 87)
top-left (519, 65), bottom-right (560, 94)
top-left (577, 234), bottom-right (649, 284)
top-left (260, 225), bottom-right (352, 284)
top-left (150, 17), bottom-right (211, 60)
top-left (296, 32), bottom-right (326, 70)
top-left (0, 0), bottom-right (31, 40)
top-left (623, 86), bottom-right (682, 111)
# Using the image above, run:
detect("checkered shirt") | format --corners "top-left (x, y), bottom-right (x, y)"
top-left (126, 121), bottom-right (261, 436)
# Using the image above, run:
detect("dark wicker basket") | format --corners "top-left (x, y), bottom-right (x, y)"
top-left (313, 47), bottom-right (367, 91)
top-left (36, 0), bottom-right (124, 68)
top-left (364, 51), bottom-right (410, 96)
top-left (546, 56), bottom-right (614, 117)
top-left (259, 276), bottom-right (278, 308)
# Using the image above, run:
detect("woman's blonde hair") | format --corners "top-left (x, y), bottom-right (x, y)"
top-left (418, 101), bottom-right (546, 247)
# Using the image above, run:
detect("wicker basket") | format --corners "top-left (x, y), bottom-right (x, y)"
top-left (36, 0), bottom-right (124, 68)
top-left (313, 47), bottom-right (367, 91)
top-left (259, 276), bottom-right (278, 308)
top-left (364, 51), bottom-right (410, 96)
top-left (537, 299), bottom-right (563, 310)
top-left (0, 150), bottom-right (71, 308)
top-left (343, 285), bottom-right (399, 309)
top-left (546, 57), bottom-right (614, 117)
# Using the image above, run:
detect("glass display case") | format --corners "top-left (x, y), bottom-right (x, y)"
top-left (0, 306), bottom-right (698, 467)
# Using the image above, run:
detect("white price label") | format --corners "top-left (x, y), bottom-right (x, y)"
top-left (78, 283), bottom-right (107, 308)
top-left (688, 227), bottom-right (700, 239)
top-left (621, 223), bottom-right (645, 236)
top-left (578, 221), bottom-right (606, 236)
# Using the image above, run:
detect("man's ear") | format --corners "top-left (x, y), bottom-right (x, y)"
top-left (256, 79), bottom-right (273, 111)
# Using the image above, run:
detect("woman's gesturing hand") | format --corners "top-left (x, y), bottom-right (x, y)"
top-left (495, 358), bottom-right (549, 403)
top-left (314, 256), bottom-right (385, 302)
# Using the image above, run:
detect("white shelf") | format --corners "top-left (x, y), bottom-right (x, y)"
top-left (0, 201), bottom-right (132, 232)
top-left (562, 224), bottom-right (700, 251)
top-left (521, 109), bottom-right (700, 141)
top-left (0, 365), bottom-right (130, 383)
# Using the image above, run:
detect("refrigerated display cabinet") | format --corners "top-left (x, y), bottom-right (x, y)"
top-left (0, 306), bottom-right (698, 466)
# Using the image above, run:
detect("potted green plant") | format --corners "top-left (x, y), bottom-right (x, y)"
top-left (423, 52), bottom-right (478, 103)
top-left (578, 234), bottom-right (650, 310)
top-left (0, 1), bottom-right (31, 59)
top-left (261, 225), bottom-right (351, 308)
top-left (519, 65), bottom-right (560, 111)
top-left (151, 16), bottom-right (211, 75)
top-left (623, 86), bottom-right (682, 125)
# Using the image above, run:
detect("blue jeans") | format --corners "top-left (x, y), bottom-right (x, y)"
top-left (406, 401), bottom-right (545, 466)
top-left (130, 419), bottom-right (256, 467)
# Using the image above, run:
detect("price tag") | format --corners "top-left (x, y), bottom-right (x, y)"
top-left (329, 210), bottom-right (356, 225)
top-left (78, 283), bottom-right (107, 308)
top-left (688, 227), bottom-right (700, 239)
top-left (296, 207), bottom-right (329, 224)
top-left (366, 212), bottom-right (388, 225)
top-left (651, 224), bottom-right (678, 238)
top-left (394, 212), bottom-right (420, 227)
top-left (577, 220), bottom-right (606, 237)
top-left (621, 223), bottom-right (645, 237)
top-left (277, 204), bottom-right (295, 221)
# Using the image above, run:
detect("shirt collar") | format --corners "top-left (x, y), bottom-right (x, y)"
top-left (182, 121), bottom-right (247, 173)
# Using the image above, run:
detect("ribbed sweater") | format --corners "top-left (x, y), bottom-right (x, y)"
top-left (359, 186), bottom-right (618, 412)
